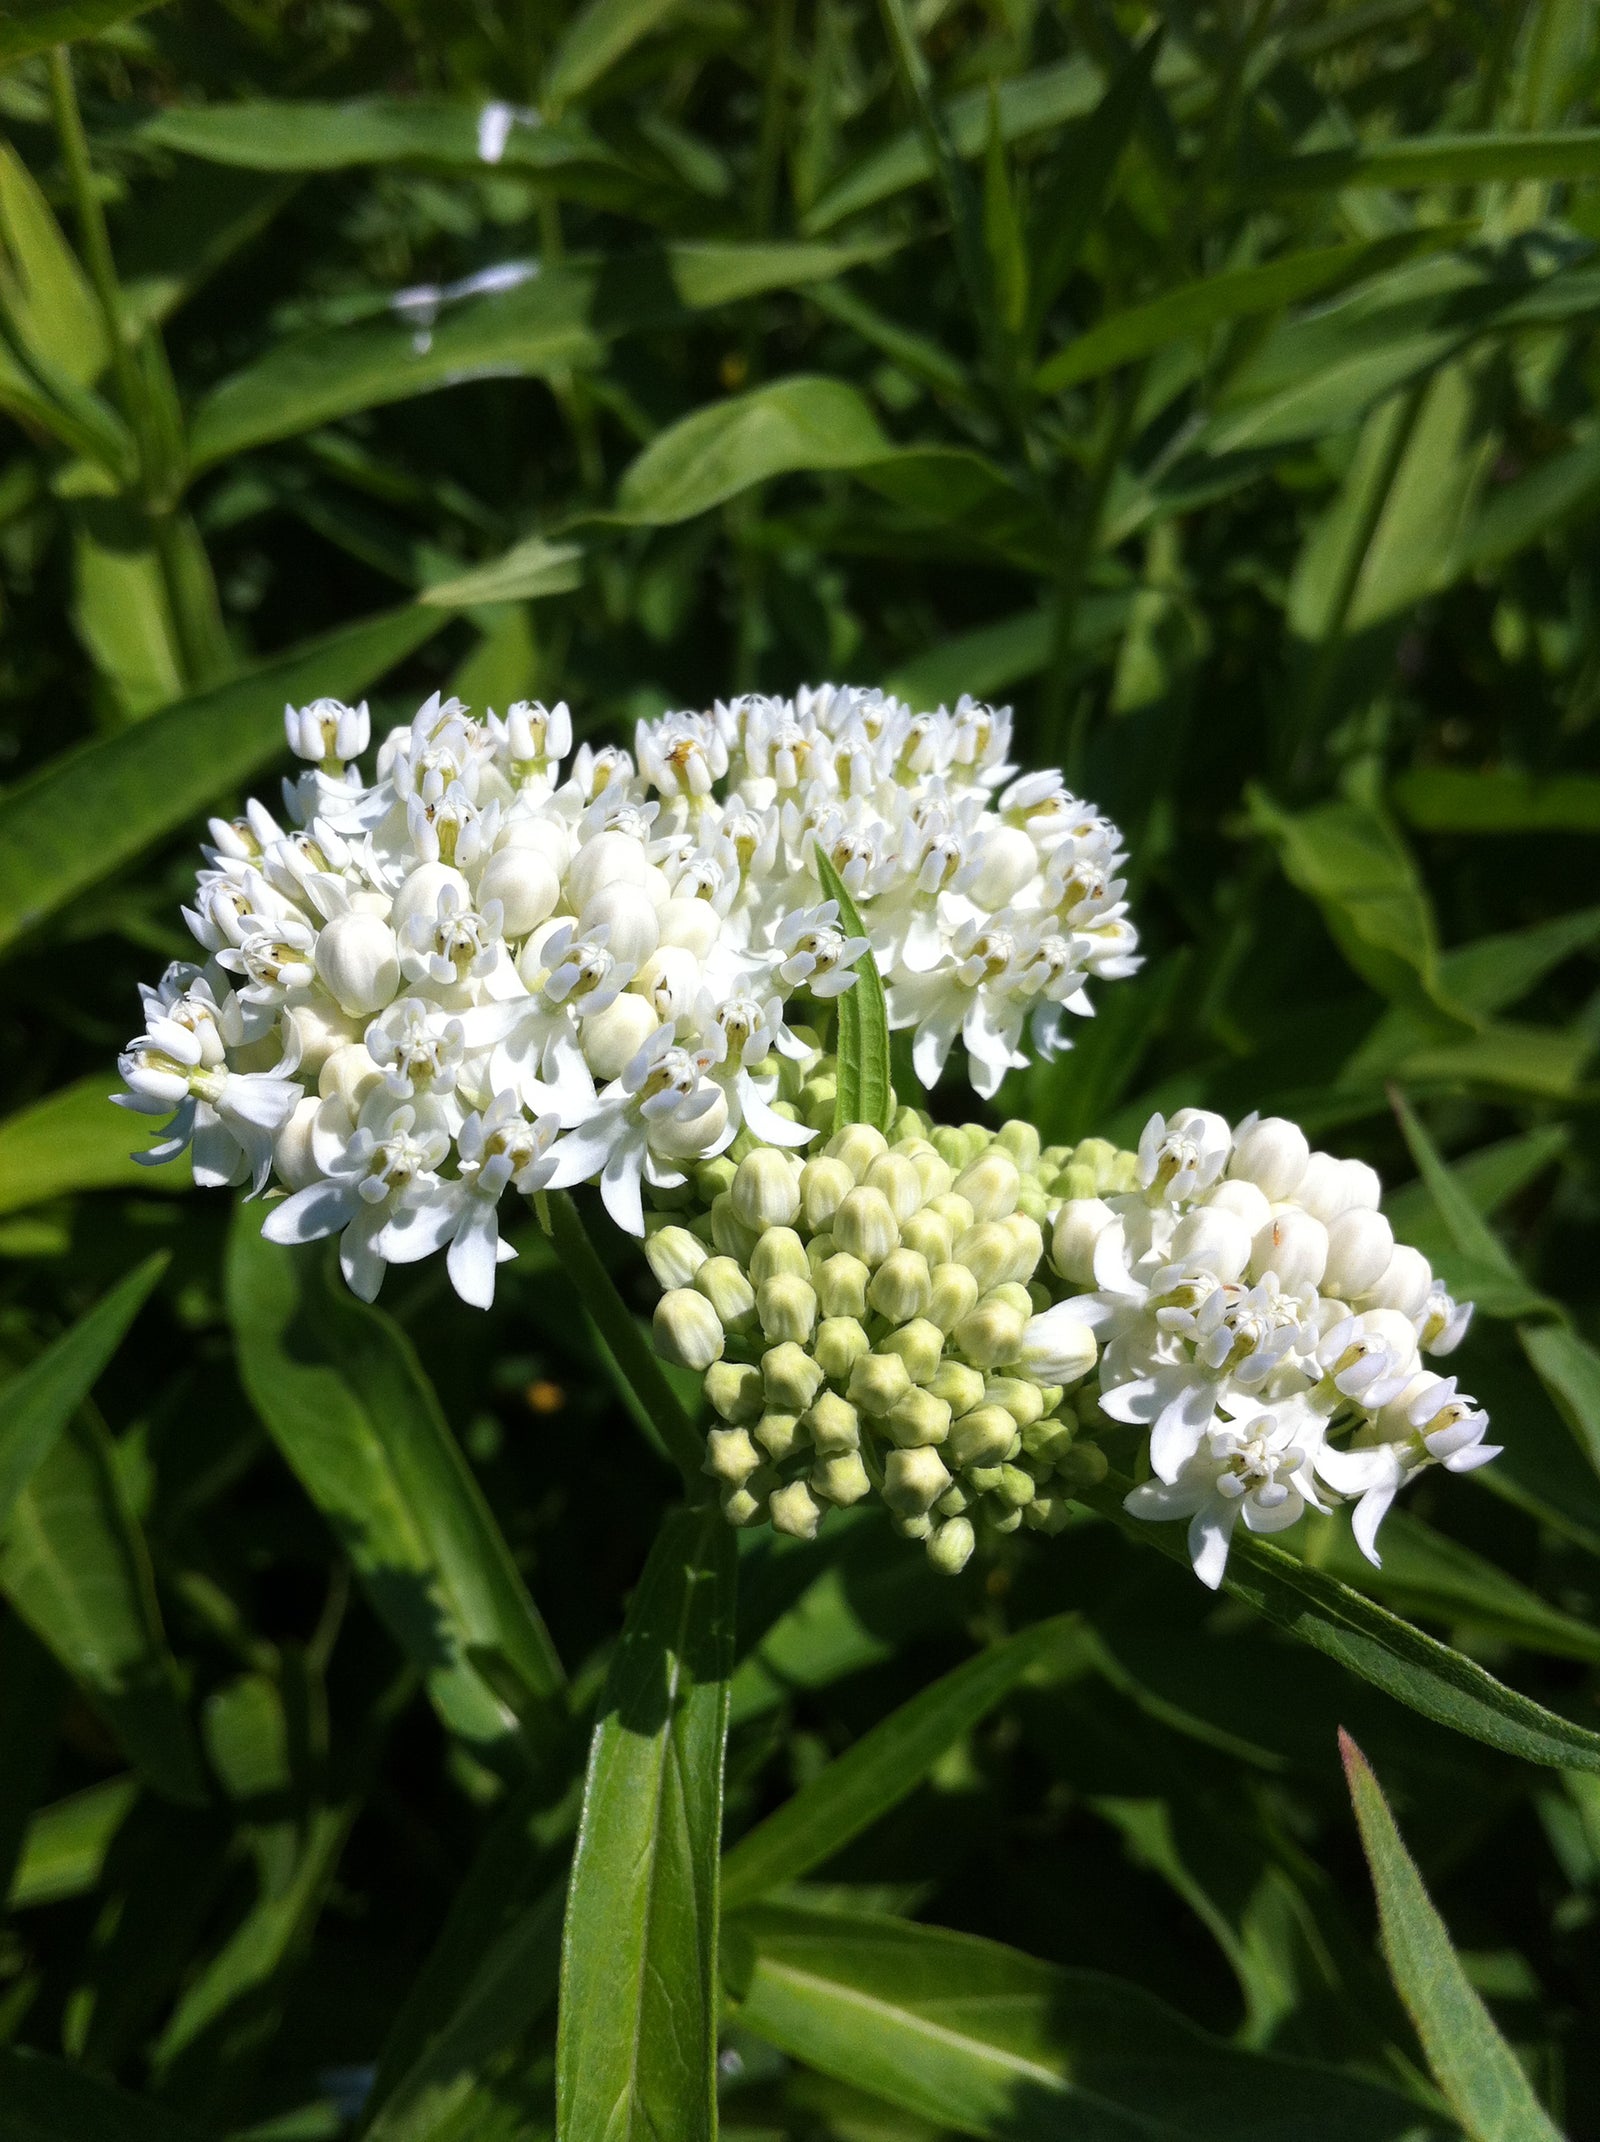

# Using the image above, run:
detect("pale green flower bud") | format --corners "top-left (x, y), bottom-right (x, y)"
top-left (696, 1154), bottom-right (739, 1202)
top-left (721, 1480), bottom-right (765, 1527)
top-left (955, 1295), bottom-right (1029, 1371)
top-left (755, 1410), bottom-right (803, 1461)
top-left (927, 1516), bottom-right (976, 1574)
top-left (654, 1288), bottom-right (725, 1371)
top-left (954, 1222), bottom-right (1017, 1293)
top-left (947, 1404), bottom-right (1020, 1468)
top-left (759, 1273), bottom-right (818, 1345)
top-left (878, 1317), bottom-right (945, 1386)
top-left (865, 1153), bottom-right (923, 1224)
top-left (769, 1480), bottom-right (822, 1541)
top-left (927, 1261), bottom-right (981, 1334)
top-left (1070, 1137), bottom-right (1119, 1192)
top-left (1021, 1415), bottom-right (1076, 1465)
top-left (867, 1248), bottom-right (933, 1325)
top-left (848, 1349), bottom-right (913, 1418)
top-left (1051, 1196), bottom-right (1115, 1284)
top-left (935, 1483), bottom-right (970, 1517)
top-left (1014, 1304), bottom-right (1098, 1386)
top-left (827, 1123), bottom-right (889, 1180)
top-left (883, 1445), bottom-right (951, 1517)
top-left (1052, 1162), bottom-right (1098, 1202)
top-left (732, 1148), bottom-right (802, 1231)
top-left (806, 1390), bottom-right (861, 1454)
top-left (929, 1191), bottom-right (976, 1236)
top-left (812, 1451), bottom-right (871, 1506)
top-left (801, 1075), bottom-right (838, 1130)
top-left (896, 1511), bottom-right (935, 1541)
top-left (710, 1193), bottom-right (760, 1262)
top-left (991, 1281), bottom-right (1034, 1315)
top-left (997, 1464), bottom-right (1036, 1510)
top-left (966, 1462), bottom-right (1005, 1494)
top-left (801, 1155), bottom-right (855, 1232)
top-left (955, 1150), bottom-right (1021, 1222)
top-left (1016, 1180), bottom-right (1051, 1225)
top-left (1023, 1495), bottom-right (1073, 1535)
top-left (900, 1209), bottom-right (954, 1266)
top-left (814, 1251), bottom-right (868, 1320)
top-left (806, 1231), bottom-right (835, 1272)
top-left (1003, 1214), bottom-right (1045, 1285)
top-left (909, 1148), bottom-right (954, 1204)
top-left (705, 1361), bottom-right (764, 1424)
top-left (644, 1222), bottom-right (708, 1291)
top-left (762, 1341), bottom-right (824, 1412)
top-left (997, 1119), bottom-right (1042, 1171)
top-left (750, 1226), bottom-right (810, 1284)
top-left (833, 1186), bottom-right (900, 1266)
top-left (931, 1126), bottom-right (967, 1169)
top-left (930, 1360), bottom-right (987, 1417)
top-left (1106, 1149), bottom-right (1142, 1193)
top-left (887, 1387), bottom-right (952, 1449)
top-left (704, 1426), bottom-right (761, 1486)
top-left (696, 1255), bottom-right (757, 1334)
top-left (1054, 1441), bottom-right (1109, 1489)
top-left (985, 1376), bottom-right (1045, 1428)
top-left (814, 1314), bottom-right (871, 1383)
top-left (891, 1104), bottom-right (932, 1142)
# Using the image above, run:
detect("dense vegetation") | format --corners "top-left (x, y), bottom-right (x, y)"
top-left (3, 0), bottom-right (1600, 2135)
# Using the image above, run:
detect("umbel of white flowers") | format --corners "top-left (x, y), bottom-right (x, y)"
top-left (114, 687), bottom-right (1139, 1305)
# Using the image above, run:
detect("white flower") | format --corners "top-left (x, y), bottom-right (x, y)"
top-left (285, 697), bottom-right (370, 766)
top-left (260, 1093), bottom-right (456, 1300)
top-left (446, 1095), bottom-right (559, 1308)
top-left (543, 1025), bottom-right (731, 1235)
top-left (1125, 1398), bottom-right (1328, 1588)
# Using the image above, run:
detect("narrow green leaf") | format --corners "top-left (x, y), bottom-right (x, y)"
top-left (1389, 1089), bottom-right (1552, 1314)
top-left (1450, 429), bottom-right (1600, 571)
top-left (421, 535), bottom-right (582, 607)
top-left (0, 603), bottom-right (444, 962)
top-left (226, 1206), bottom-right (564, 1768)
top-left (725, 1906), bottom-right (1432, 2141)
top-left (0, 138), bottom-right (104, 385)
top-left (1026, 30), bottom-right (1160, 338)
top-left (557, 1506), bottom-right (735, 2142)
top-left (0, 2047), bottom-right (211, 2142)
top-left (1520, 1322), bottom-right (1600, 1482)
top-left (814, 846), bottom-right (892, 1134)
top-left (1384, 1126), bottom-right (1568, 1255)
top-left (1437, 906), bottom-right (1600, 1016)
top-left (543, 0), bottom-right (684, 110)
top-left (0, 1076), bottom-right (187, 1215)
top-left (0, 1254), bottom-right (166, 1536)
top-left (1268, 127), bottom-right (1600, 194)
top-left (1343, 1732), bottom-right (1564, 2142)
top-left (722, 1615), bottom-right (1084, 1911)
top-left (131, 99), bottom-right (616, 174)
top-left (1078, 1481), bottom-right (1600, 1772)
top-left (9, 1776), bottom-right (136, 1911)
top-left (1392, 766), bottom-right (1600, 834)
top-left (615, 375), bottom-right (889, 525)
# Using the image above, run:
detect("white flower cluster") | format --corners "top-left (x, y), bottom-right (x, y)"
top-left (115, 686), bottom-right (1137, 1306)
top-left (1057, 1110), bottom-right (1494, 1586)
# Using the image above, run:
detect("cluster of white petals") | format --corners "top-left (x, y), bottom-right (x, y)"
top-left (116, 685), bottom-right (1137, 1306)
top-left (1057, 1109), bottom-right (1493, 1585)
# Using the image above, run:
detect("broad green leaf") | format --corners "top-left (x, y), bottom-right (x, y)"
top-left (804, 58), bottom-right (1102, 232)
top-left (0, 1254), bottom-right (166, 1536)
top-left (2, 1413), bottom-right (205, 1803)
top-left (1436, 906), bottom-right (1600, 1015)
top-left (1078, 1482), bottom-right (1600, 1772)
top-left (557, 1504), bottom-right (735, 2142)
top-left (9, 1776), bottom-right (136, 1910)
top-left (0, 602), bottom-right (443, 961)
top-left (226, 1206), bottom-right (563, 1767)
top-left (616, 376), bottom-right (889, 525)
top-left (0, 139), bottom-right (104, 387)
top-left (1392, 766), bottom-right (1600, 833)
top-left (543, 0), bottom-right (684, 111)
top-left (722, 1615), bottom-right (1085, 1911)
top-left (1269, 128), bottom-right (1600, 194)
top-left (0, 2048), bottom-right (211, 2142)
top-left (421, 535), bottom-right (583, 607)
top-left (1343, 1733), bottom-right (1564, 2142)
top-left (0, 1076), bottom-right (184, 1214)
top-left (724, 1906), bottom-right (1432, 2141)
top-left (1520, 1322), bottom-right (1600, 1481)
top-left (815, 846), bottom-right (892, 1135)
top-left (70, 499), bottom-right (185, 718)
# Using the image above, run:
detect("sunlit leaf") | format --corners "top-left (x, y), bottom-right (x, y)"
top-left (814, 845), bottom-right (892, 1135)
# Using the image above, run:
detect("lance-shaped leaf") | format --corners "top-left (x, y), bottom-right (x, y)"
top-left (0, 2046), bottom-right (211, 2142)
top-left (1342, 1732), bottom-right (1564, 2142)
top-left (1266, 128), bottom-right (1600, 194)
top-left (557, 1505), bottom-right (735, 2142)
top-left (815, 845), bottom-right (892, 1135)
top-left (0, 1077), bottom-right (186, 1215)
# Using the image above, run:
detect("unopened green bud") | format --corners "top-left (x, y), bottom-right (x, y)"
top-left (935, 1483), bottom-right (970, 1517)
top-left (966, 1463), bottom-right (1006, 1494)
top-left (814, 1314), bottom-right (871, 1382)
top-left (759, 1273), bottom-right (818, 1345)
top-left (696, 1255), bottom-right (757, 1333)
top-left (1107, 1149), bottom-right (1142, 1194)
top-left (997, 1463), bottom-right (1036, 1509)
top-left (997, 1119), bottom-right (1041, 1170)
top-left (891, 1105), bottom-right (931, 1143)
top-left (1021, 1415), bottom-right (1076, 1465)
top-left (806, 1390), bottom-right (861, 1454)
top-left (953, 1222), bottom-right (1016, 1293)
top-left (991, 1281), bottom-right (1034, 1316)
top-left (878, 1317), bottom-right (945, 1386)
top-left (805, 1231), bottom-right (836, 1274)
top-left (827, 1123), bottom-right (889, 1179)
top-left (883, 1444), bottom-right (951, 1517)
top-left (848, 1349), bottom-right (913, 1418)
top-left (900, 1209), bottom-right (954, 1266)
top-left (909, 1147), bottom-right (955, 1204)
top-left (721, 1480), bottom-right (765, 1527)
top-left (1028, 1281), bottom-right (1051, 1313)
top-left (755, 1410), bottom-right (803, 1461)
top-left (816, 1251), bottom-right (869, 1319)
top-left (745, 1228), bottom-right (804, 1288)
top-left (927, 1260), bottom-right (981, 1334)
top-left (868, 1248), bottom-right (933, 1325)
top-left (769, 1480), bottom-right (822, 1541)
top-left (1016, 1180), bottom-right (1050, 1225)
top-left (801, 1074), bottom-right (837, 1129)
top-left (705, 1361), bottom-right (763, 1423)
top-left (695, 1154), bottom-right (739, 1201)
top-left (956, 1150), bottom-right (1020, 1222)
top-left (929, 1191), bottom-right (975, 1237)
top-left (812, 1451), bottom-right (871, 1506)
top-left (710, 1193), bottom-right (760, 1262)
top-left (1071, 1137), bottom-right (1118, 1191)
top-left (704, 1427), bottom-right (761, 1485)
top-left (1054, 1161), bottom-right (1098, 1203)
top-left (644, 1222), bottom-right (708, 1291)
top-left (947, 1403), bottom-right (1020, 1468)
top-left (955, 1296), bottom-right (1028, 1371)
top-left (801, 1155), bottom-right (855, 1232)
top-left (930, 1360), bottom-right (987, 1416)
top-left (887, 1387), bottom-right (952, 1449)
top-left (1003, 1215), bottom-right (1045, 1285)
top-left (865, 1153), bottom-right (923, 1224)
top-left (733, 1148), bottom-right (802, 1230)
top-left (762, 1341), bottom-right (824, 1412)
top-left (895, 1511), bottom-right (935, 1541)
top-left (1054, 1441), bottom-right (1109, 1489)
top-left (931, 1125), bottom-right (968, 1169)
top-left (654, 1288), bottom-right (725, 1371)
top-left (833, 1186), bottom-right (900, 1266)
top-left (985, 1376), bottom-right (1046, 1427)
top-left (1023, 1494), bottom-right (1073, 1534)
top-left (928, 1515), bottom-right (976, 1574)
top-left (987, 1504), bottom-right (1024, 1534)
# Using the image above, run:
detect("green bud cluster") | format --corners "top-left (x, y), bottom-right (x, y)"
top-left (646, 1068), bottom-right (1127, 1575)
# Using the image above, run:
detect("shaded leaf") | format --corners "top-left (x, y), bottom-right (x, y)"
top-left (0, 2047), bottom-right (211, 2142)
top-left (8, 1775), bottom-right (135, 1912)
top-left (1269, 128), bottom-right (1600, 194)
top-left (1392, 767), bottom-right (1600, 833)
top-left (815, 846), bottom-right (892, 1135)
top-left (0, 1077), bottom-right (186, 1215)
top-left (543, 0), bottom-right (684, 111)
top-left (421, 536), bottom-right (583, 608)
